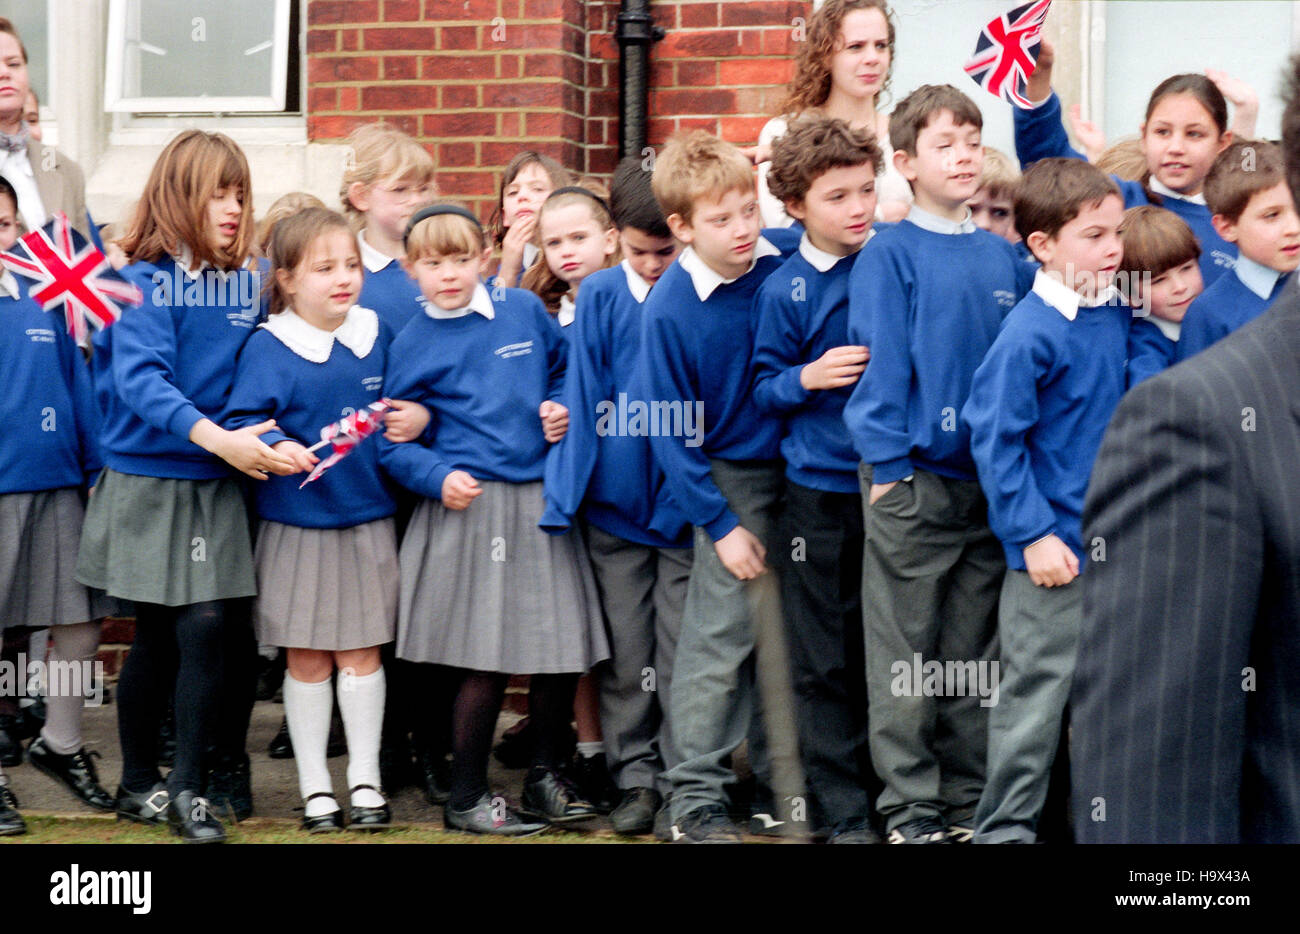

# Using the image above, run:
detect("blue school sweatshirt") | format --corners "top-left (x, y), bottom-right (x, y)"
top-left (843, 218), bottom-right (1036, 484)
top-left (379, 284), bottom-right (566, 499)
top-left (1126, 317), bottom-right (1178, 388)
top-left (753, 230), bottom-right (888, 494)
top-left (1175, 257), bottom-right (1292, 362)
top-left (540, 262), bottom-right (692, 548)
top-left (93, 257), bottom-right (262, 480)
top-left (358, 231), bottom-right (422, 334)
top-left (1014, 92), bottom-right (1237, 286)
top-left (222, 307), bottom-right (397, 529)
top-left (962, 274), bottom-right (1130, 570)
top-left (638, 242), bottom-right (786, 541)
top-left (0, 286), bottom-right (100, 493)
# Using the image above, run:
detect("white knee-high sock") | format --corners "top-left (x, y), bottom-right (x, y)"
top-left (283, 673), bottom-right (336, 817)
top-left (41, 621), bottom-right (101, 754)
top-left (336, 667), bottom-right (385, 808)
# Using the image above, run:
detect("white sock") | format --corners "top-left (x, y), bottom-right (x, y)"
top-left (337, 667), bottom-right (386, 808)
top-left (577, 741), bottom-right (604, 759)
top-left (284, 673), bottom-right (337, 817)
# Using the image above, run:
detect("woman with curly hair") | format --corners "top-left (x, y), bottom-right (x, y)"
top-left (755, 0), bottom-right (912, 226)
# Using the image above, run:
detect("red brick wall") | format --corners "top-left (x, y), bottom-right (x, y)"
top-left (306, 0), bottom-right (808, 220)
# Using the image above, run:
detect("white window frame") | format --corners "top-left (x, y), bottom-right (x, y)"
top-left (103, 0), bottom-right (292, 114)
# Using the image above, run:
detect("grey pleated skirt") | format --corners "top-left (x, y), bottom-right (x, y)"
top-left (76, 468), bottom-right (256, 607)
top-left (254, 518), bottom-right (398, 651)
top-left (398, 480), bottom-right (610, 673)
top-left (0, 489), bottom-right (95, 628)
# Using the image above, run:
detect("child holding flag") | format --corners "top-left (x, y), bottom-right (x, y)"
top-left (224, 207), bottom-right (428, 832)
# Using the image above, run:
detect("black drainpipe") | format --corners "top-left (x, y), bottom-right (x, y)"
top-left (615, 0), bottom-right (664, 160)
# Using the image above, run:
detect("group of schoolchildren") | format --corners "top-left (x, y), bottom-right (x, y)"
top-left (3, 0), bottom-right (1294, 845)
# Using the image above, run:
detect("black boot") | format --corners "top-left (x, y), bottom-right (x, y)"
top-left (26, 737), bottom-right (114, 811)
top-left (205, 753), bottom-right (253, 822)
top-left (0, 715), bottom-right (22, 767)
top-left (167, 790), bottom-right (226, 844)
top-left (0, 774), bottom-right (25, 836)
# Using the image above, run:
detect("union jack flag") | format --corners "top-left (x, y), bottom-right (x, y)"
top-left (964, 0), bottom-right (1053, 109)
top-left (299, 399), bottom-right (395, 489)
top-left (0, 211), bottom-right (141, 343)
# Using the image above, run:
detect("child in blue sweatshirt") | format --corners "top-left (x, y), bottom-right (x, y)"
top-left (1015, 39), bottom-right (1237, 286)
top-left (963, 159), bottom-right (1129, 844)
top-left (752, 115), bottom-right (885, 844)
top-left (76, 130), bottom-right (299, 844)
top-left (639, 131), bottom-right (795, 843)
top-left (1177, 140), bottom-right (1300, 361)
top-left (341, 124), bottom-right (435, 335)
top-left (380, 204), bottom-right (608, 836)
top-left (0, 178), bottom-right (110, 835)
top-left (224, 207), bottom-right (429, 832)
top-left (541, 158), bottom-right (691, 835)
top-left (844, 85), bottom-right (1035, 845)
top-left (1118, 206), bottom-right (1203, 387)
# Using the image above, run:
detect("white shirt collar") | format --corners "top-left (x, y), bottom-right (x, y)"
top-left (421, 281), bottom-right (496, 320)
top-left (906, 203), bottom-right (977, 235)
top-left (260, 305), bottom-right (379, 363)
top-left (0, 269), bottom-right (19, 300)
top-left (797, 231), bottom-right (869, 272)
top-left (677, 236), bottom-right (782, 301)
top-left (1233, 254), bottom-right (1284, 301)
top-left (522, 242), bottom-right (540, 272)
top-left (1032, 268), bottom-right (1121, 321)
top-left (1149, 177), bottom-right (1207, 206)
top-left (558, 294), bottom-right (575, 327)
top-left (173, 245), bottom-right (235, 281)
top-left (620, 259), bottom-right (652, 303)
top-left (357, 229), bottom-right (398, 273)
top-left (1151, 316), bottom-right (1182, 342)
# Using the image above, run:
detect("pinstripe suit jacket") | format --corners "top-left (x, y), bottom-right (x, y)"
top-left (1072, 276), bottom-right (1300, 844)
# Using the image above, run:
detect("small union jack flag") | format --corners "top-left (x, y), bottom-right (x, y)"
top-left (0, 211), bottom-right (142, 343)
top-left (299, 399), bottom-right (395, 489)
top-left (964, 0), bottom-right (1053, 109)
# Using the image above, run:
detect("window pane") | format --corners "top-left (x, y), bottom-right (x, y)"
top-left (127, 0), bottom-right (277, 100)
top-left (0, 0), bottom-right (49, 104)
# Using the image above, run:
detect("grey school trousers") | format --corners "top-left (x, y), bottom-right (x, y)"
top-left (974, 570), bottom-right (1082, 843)
top-left (860, 465), bottom-right (1004, 831)
top-left (666, 459), bottom-right (801, 823)
top-left (584, 522), bottom-right (693, 796)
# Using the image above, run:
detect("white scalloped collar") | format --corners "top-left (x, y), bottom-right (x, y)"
top-left (260, 305), bottom-right (379, 363)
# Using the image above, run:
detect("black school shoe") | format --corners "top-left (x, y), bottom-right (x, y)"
top-left (114, 782), bottom-right (169, 825)
top-left (610, 787), bottom-right (662, 836)
top-left (886, 815), bottom-right (951, 844)
top-left (267, 717), bottom-right (293, 759)
top-left (300, 793), bottom-right (344, 834)
top-left (347, 784), bottom-right (392, 831)
top-left (671, 804), bottom-right (744, 844)
top-left (444, 792), bottom-right (548, 837)
top-left (25, 737), bottom-right (115, 811)
top-left (0, 715), bottom-right (22, 767)
top-left (417, 749), bottom-right (452, 805)
top-left (205, 753), bottom-right (253, 822)
top-left (569, 752), bottom-right (618, 814)
top-left (828, 818), bottom-right (884, 844)
top-left (521, 766), bottom-right (598, 824)
top-left (167, 791), bottom-right (226, 844)
top-left (0, 775), bottom-right (25, 836)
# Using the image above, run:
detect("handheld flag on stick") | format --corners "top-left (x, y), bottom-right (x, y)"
top-left (964, 0), bottom-right (1053, 109)
top-left (299, 399), bottom-right (394, 489)
top-left (0, 211), bottom-right (142, 343)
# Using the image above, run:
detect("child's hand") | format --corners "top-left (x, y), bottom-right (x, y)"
top-left (1023, 533), bottom-right (1080, 588)
top-left (104, 241), bottom-right (129, 271)
top-left (539, 400), bottom-right (569, 443)
top-left (878, 199), bottom-right (910, 223)
top-left (1025, 37), bottom-right (1054, 104)
top-left (441, 470), bottom-right (482, 510)
top-left (384, 399), bottom-right (431, 443)
top-left (497, 214), bottom-right (537, 285)
top-left (191, 419), bottom-right (297, 480)
top-left (714, 525), bottom-right (768, 581)
top-left (868, 481), bottom-right (898, 505)
top-left (1067, 104), bottom-right (1107, 163)
top-left (1207, 68), bottom-right (1259, 138)
top-left (800, 345), bottom-right (870, 390)
top-left (272, 439), bottom-right (319, 475)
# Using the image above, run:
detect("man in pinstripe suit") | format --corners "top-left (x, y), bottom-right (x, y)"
top-left (1070, 57), bottom-right (1300, 844)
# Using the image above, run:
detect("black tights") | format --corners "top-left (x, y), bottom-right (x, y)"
top-left (117, 601), bottom-right (230, 795)
top-left (445, 669), bottom-right (580, 810)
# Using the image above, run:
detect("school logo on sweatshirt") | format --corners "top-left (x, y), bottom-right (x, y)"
top-left (494, 340), bottom-right (533, 359)
top-left (25, 327), bottom-right (55, 343)
top-left (993, 289), bottom-right (1017, 309)
top-left (362, 376), bottom-right (383, 392)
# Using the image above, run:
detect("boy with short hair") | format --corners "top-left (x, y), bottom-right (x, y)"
top-left (752, 114), bottom-right (884, 843)
top-left (844, 84), bottom-right (1036, 844)
top-left (540, 157), bottom-right (692, 837)
top-left (640, 131), bottom-right (791, 843)
top-left (1177, 139), bottom-right (1300, 360)
top-left (963, 158), bottom-right (1128, 844)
